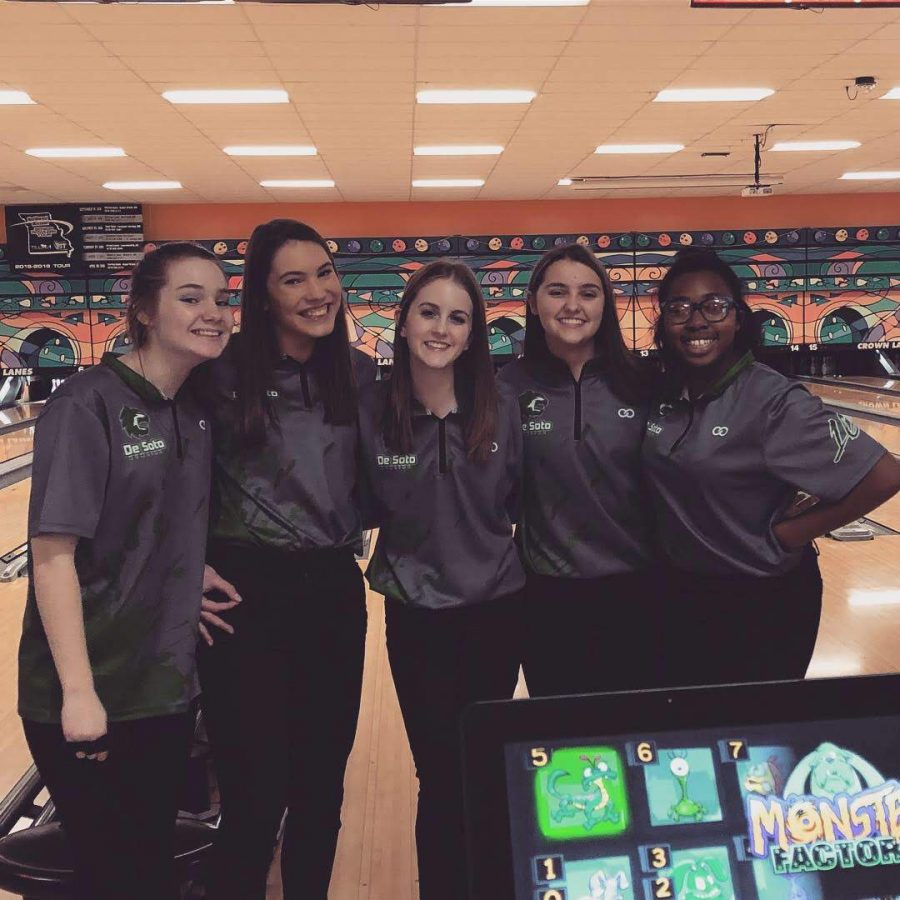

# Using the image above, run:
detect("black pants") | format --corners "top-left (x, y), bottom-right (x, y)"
top-left (385, 593), bottom-right (522, 900)
top-left (661, 545), bottom-right (823, 688)
top-left (22, 711), bottom-right (194, 900)
top-left (198, 542), bottom-right (367, 900)
top-left (522, 568), bottom-right (667, 698)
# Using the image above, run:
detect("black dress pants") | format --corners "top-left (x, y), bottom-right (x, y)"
top-left (522, 568), bottom-right (667, 698)
top-left (198, 542), bottom-right (367, 900)
top-left (385, 592), bottom-right (522, 900)
top-left (22, 711), bottom-right (194, 900)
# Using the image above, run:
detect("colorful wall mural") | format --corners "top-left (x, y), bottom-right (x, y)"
top-left (2, 225), bottom-right (899, 373)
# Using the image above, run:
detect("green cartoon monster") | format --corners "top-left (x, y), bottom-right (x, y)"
top-left (783, 742), bottom-right (884, 799)
top-left (669, 753), bottom-right (706, 822)
top-left (548, 755), bottom-right (621, 829)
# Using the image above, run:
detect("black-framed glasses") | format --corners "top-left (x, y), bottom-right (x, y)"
top-left (662, 295), bottom-right (735, 325)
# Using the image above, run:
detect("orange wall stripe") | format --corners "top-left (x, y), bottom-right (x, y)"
top-left (2, 193), bottom-right (900, 243)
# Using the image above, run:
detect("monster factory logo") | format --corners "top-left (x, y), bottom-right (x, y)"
top-left (746, 742), bottom-right (900, 876)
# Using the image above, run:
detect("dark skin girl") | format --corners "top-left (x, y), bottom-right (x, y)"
top-left (663, 269), bottom-right (900, 553)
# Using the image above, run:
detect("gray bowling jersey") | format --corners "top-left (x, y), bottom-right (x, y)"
top-left (642, 353), bottom-right (887, 576)
top-left (359, 380), bottom-right (525, 609)
top-left (207, 339), bottom-right (375, 551)
top-left (497, 356), bottom-right (655, 578)
top-left (19, 354), bottom-right (212, 723)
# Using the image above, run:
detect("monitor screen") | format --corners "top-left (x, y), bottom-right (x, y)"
top-left (462, 677), bottom-right (900, 900)
top-left (504, 717), bottom-right (899, 899)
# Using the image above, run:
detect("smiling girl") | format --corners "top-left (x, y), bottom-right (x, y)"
top-left (498, 243), bottom-right (660, 698)
top-left (358, 259), bottom-right (523, 900)
top-left (643, 249), bottom-right (900, 687)
top-left (196, 219), bottom-right (375, 900)
top-left (19, 243), bottom-right (232, 900)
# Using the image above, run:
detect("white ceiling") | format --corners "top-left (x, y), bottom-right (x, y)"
top-left (1, 0), bottom-right (900, 204)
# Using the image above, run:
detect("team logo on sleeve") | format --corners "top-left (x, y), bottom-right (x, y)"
top-left (119, 406), bottom-right (150, 438)
top-left (828, 413), bottom-right (861, 463)
top-left (518, 391), bottom-right (553, 434)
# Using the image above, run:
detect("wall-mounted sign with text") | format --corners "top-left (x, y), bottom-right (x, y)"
top-left (4, 204), bottom-right (143, 273)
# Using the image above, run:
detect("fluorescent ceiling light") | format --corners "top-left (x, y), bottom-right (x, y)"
top-left (565, 173), bottom-right (783, 189)
top-left (225, 145), bottom-right (316, 157)
top-left (0, 91), bottom-right (34, 105)
top-left (163, 89), bottom-right (288, 105)
top-left (841, 171), bottom-right (900, 180)
top-left (104, 181), bottom-right (181, 190)
top-left (880, 88), bottom-right (900, 100)
top-left (558, 178), bottom-right (573, 186)
top-left (416, 89), bottom-right (535, 105)
top-left (596, 143), bottom-right (684, 155)
top-left (261, 179), bottom-right (335, 188)
top-left (27, 147), bottom-right (126, 159)
top-left (654, 88), bottom-right (774, 103)
top-left (413, 179), bottom-right (485, 188)
top-left (770, 140), bottom-right (860, 152)
top-left (414, 145), bottom-right (503, 156)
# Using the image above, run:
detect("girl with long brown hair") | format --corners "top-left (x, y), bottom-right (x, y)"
top-left (498, 242), bottom-right (662, 697)
top-left (358, 258), bottom-right (523, 900)
top-left (197, 219), bottom-right (375, 900)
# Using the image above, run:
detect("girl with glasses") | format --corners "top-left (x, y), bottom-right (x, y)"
top-left (643, 248), bottom-right (900, 688)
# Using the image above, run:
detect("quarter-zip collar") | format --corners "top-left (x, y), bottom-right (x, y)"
top-left (695, 350), bottom-right (755, 401)
top-left (410, 369), bottom-right (472, 419)
top-left (523, 352), bottom-right (600, 441)
top-left (102, 352), bottom-right (171, 405)
top-left (276, 353), bottom-right (313, 409)
top-left (524, 351), bottom-right (604, 388)
top-left (669, 351), bottom-right (755, 405)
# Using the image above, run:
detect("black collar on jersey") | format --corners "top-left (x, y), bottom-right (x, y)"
top-left (102, 352), bottom-right (173, 406)
top-left (524, 351), bottom-right (605, 386)
top-left (275, 352), bottom-right (312, 372)
top-left (698, 350), bottom-right (754, 400)
top-left (663, 350), bottom-right (754, 405)
top-left (410, 370), bottom-right (473, 419)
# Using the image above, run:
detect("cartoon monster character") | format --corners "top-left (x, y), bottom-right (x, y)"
top-left (743, 755), bottom-right (784, 796)
top-left (668, 753), bottom-right (706, 822)
top-left (783, 742), bottom-right (884, 799)
top-left (672, 858), bottom-right (729, 900)
top-left (581, 868), bottom-right (629, 900)
top-left (547, 755), bottom-right (620, 829)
